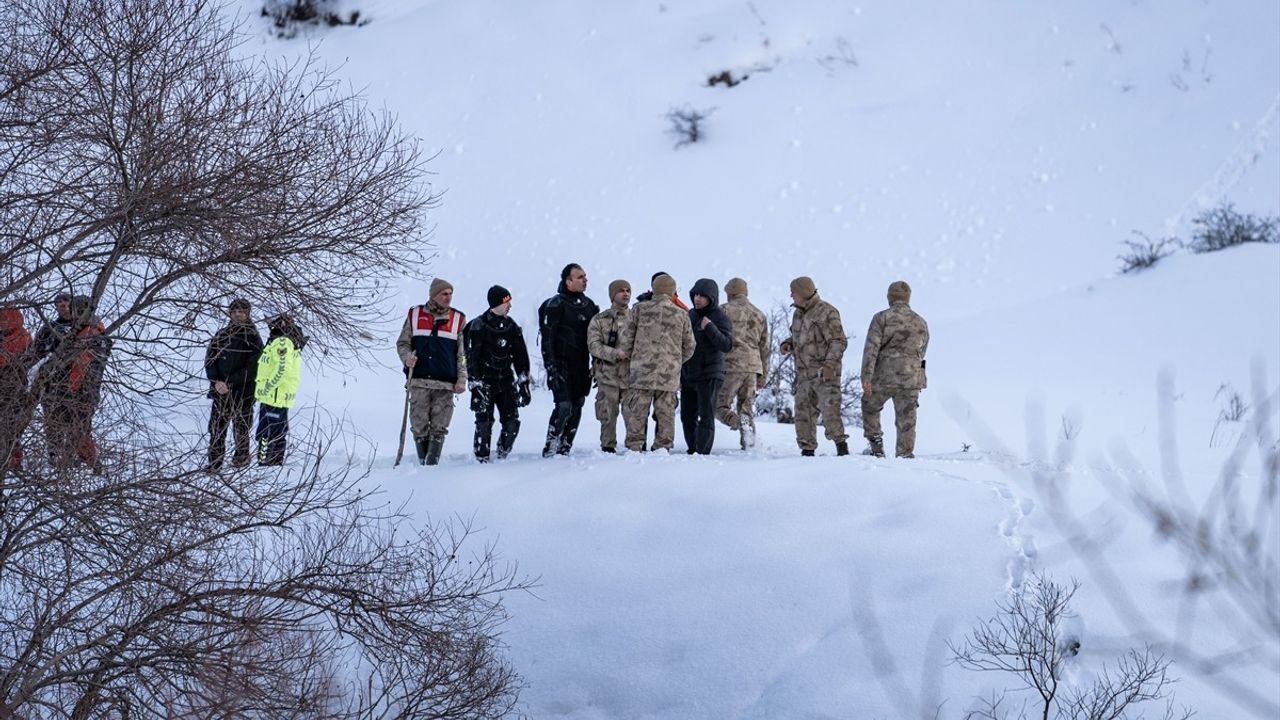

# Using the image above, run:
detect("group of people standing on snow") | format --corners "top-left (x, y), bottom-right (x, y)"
top-left (0, 294), bottom-right (111, 474)
top-left (396, 262), bottom-right (930, 466)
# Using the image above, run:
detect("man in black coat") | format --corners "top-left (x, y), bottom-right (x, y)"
top-left (680, 278), bottom-right (733, 455)
top-left (204, 298), bottom-right (263, 470)
top-left (465, 285), bottom-right (532, 462)
top-left (538, 263), bottom-right (599, 457)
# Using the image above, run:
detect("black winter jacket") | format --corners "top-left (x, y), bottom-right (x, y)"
top-left (538, 282), bottom-right (599, 400)
top-left (205, 322), bottom-right (264, 398)
top-left (465, 310), bottom-right (531, 385)
top-left (681, 278), bottom-right (734, 384)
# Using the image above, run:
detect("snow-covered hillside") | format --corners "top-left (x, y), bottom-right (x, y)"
top-left (227, 0), bottom-right (1279, 716)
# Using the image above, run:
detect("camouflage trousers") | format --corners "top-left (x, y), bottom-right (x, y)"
top-left (793, 376), bottom-right (847, 452)
top-left (622, 388), bottom-right (678, 451)
top-left (715, 372), bottom-right (758, 448)
top-left (594, 383), bottom-right (625, 451)
top-left (862, 388), bottom-right (919, 457)
top-left (409, 386), bottom-right (456, 439)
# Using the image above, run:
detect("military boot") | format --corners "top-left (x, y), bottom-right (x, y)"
top-left (801, 449), bottom-right (815, 457)
top-left (425, 436), bottom-right (445, 466)
top-left (865, 438), bottom-right (885, 458)
top-left (836, 441), bottom-right (850, 456)
top-left (414, 437), bottom-right (430, 465)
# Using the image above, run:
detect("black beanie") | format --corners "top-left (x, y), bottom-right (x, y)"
top-left (488, 285), bottom-right (512, 309)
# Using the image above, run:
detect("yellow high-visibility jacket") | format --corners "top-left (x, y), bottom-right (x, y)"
top-left (255, 335), bottom-right (302, 408)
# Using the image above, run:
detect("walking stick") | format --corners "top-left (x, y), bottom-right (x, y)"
top-left (393, 388), bottom-right (410, 467)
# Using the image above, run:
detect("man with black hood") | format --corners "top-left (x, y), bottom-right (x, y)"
top-left (538, 263), bottom-right (599, 457)
top-left (680, 278), bottom-right (733, 454)
top-left (204, 298), bottom-right (264, 471)
top-left (464, 285), bottom-right (532, 462)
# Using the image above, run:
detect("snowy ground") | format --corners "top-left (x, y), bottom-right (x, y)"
top-left (222, 0), bottom-right (1279, 716)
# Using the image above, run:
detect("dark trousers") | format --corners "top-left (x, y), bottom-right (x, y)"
top-left (544, 395), bottom-right (585, 456)
top-left (255, 404), bottom-right (289, 466)
top-left (473, 383), bottom-right (520, 460)
top-left (43, 397), bottom-right (98, 469)
top-left (208, 393), bottom-right (254, 469)
top-left (681, 378), bottom-right (724, 455)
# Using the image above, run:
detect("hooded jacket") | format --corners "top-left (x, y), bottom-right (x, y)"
top-left (0, 307), bottom-right (32, 400)
top-left (681, 278), bottom-right (734, 384)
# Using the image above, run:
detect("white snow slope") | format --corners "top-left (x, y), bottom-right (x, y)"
top-left (224, 0), bottom-right (1280, 717)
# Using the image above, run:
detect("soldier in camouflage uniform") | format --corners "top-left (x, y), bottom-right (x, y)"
top-left (397, 278), bottom-right (467, 465)
top-left (618, 274), bottom-right (695, 452)
top-left (780, 276), bottom-right (850, 456)
top-left (860, 281), bottom-right (929, 458)
top-left (715, 277), bottom-right (770, 449)
top-left (587, 279), bottom-right (632, 453)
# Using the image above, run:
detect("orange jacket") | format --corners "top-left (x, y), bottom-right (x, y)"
top-left (0, 307), bottom-right (31, 369)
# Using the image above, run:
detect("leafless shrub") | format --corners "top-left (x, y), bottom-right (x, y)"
top-left (951, 573), bottom-right (1190, 720)
top-left (758, 302), bottom-right (797, 423)
top-left (1188, 203), bottom-right (1279, 253)
top-left (817, 36), bottom-right (859, 73)
top-left (263, 0), bottom-right (367, 38)
top-left (1117, 231), bottom-right (1178, 274)
top-left (665, 104), bottom-right (715, 149)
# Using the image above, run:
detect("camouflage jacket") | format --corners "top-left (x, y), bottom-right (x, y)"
top-left (587, 304), bottom-right (631, 389)
top-left (619, 295), bottom-right (695, 392)
top-left (722, 297), bottom-right (769, 377)
top-left (861, 301), bottom-right (929, 390)
top-left (784, 293), bottom-right (847, 380)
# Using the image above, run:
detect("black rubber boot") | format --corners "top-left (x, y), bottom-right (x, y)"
top-left (801, 449), bottom-right (815, 457)
top-left (425, 436), bottom-right (445, 466)
top-left (414, 437), bottom-right (430, 465)
top-left (836, 441), bottom-right (850, 456)
top-left (496, 420), bottom-right (520, 460)
top-left (473, 420), bottom-right (493, 463)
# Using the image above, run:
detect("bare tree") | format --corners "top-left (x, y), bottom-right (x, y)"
top-left (0, 1), bottom-right (531, 716)
top-left (951, 574), bottom-right (1190, 720)
top-left (1, 0), bottom-right (435, 403)
top-left (0, 439), bottom-right (527, 717)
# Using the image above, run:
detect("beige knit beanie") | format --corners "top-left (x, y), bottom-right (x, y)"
top-left (725, 277), bottom-right (748, 298)
top-left (887, 280), bottom-right (911, 304)
top-left (429, 278), bottom-right (453, 300)
top-left (608, 279), bottom-right (631, 302)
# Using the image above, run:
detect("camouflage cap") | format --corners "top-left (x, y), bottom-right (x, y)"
top-left (790, 276), bottom-right (817, 301)
top-left (888, 280), bottom-right (911, 303)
